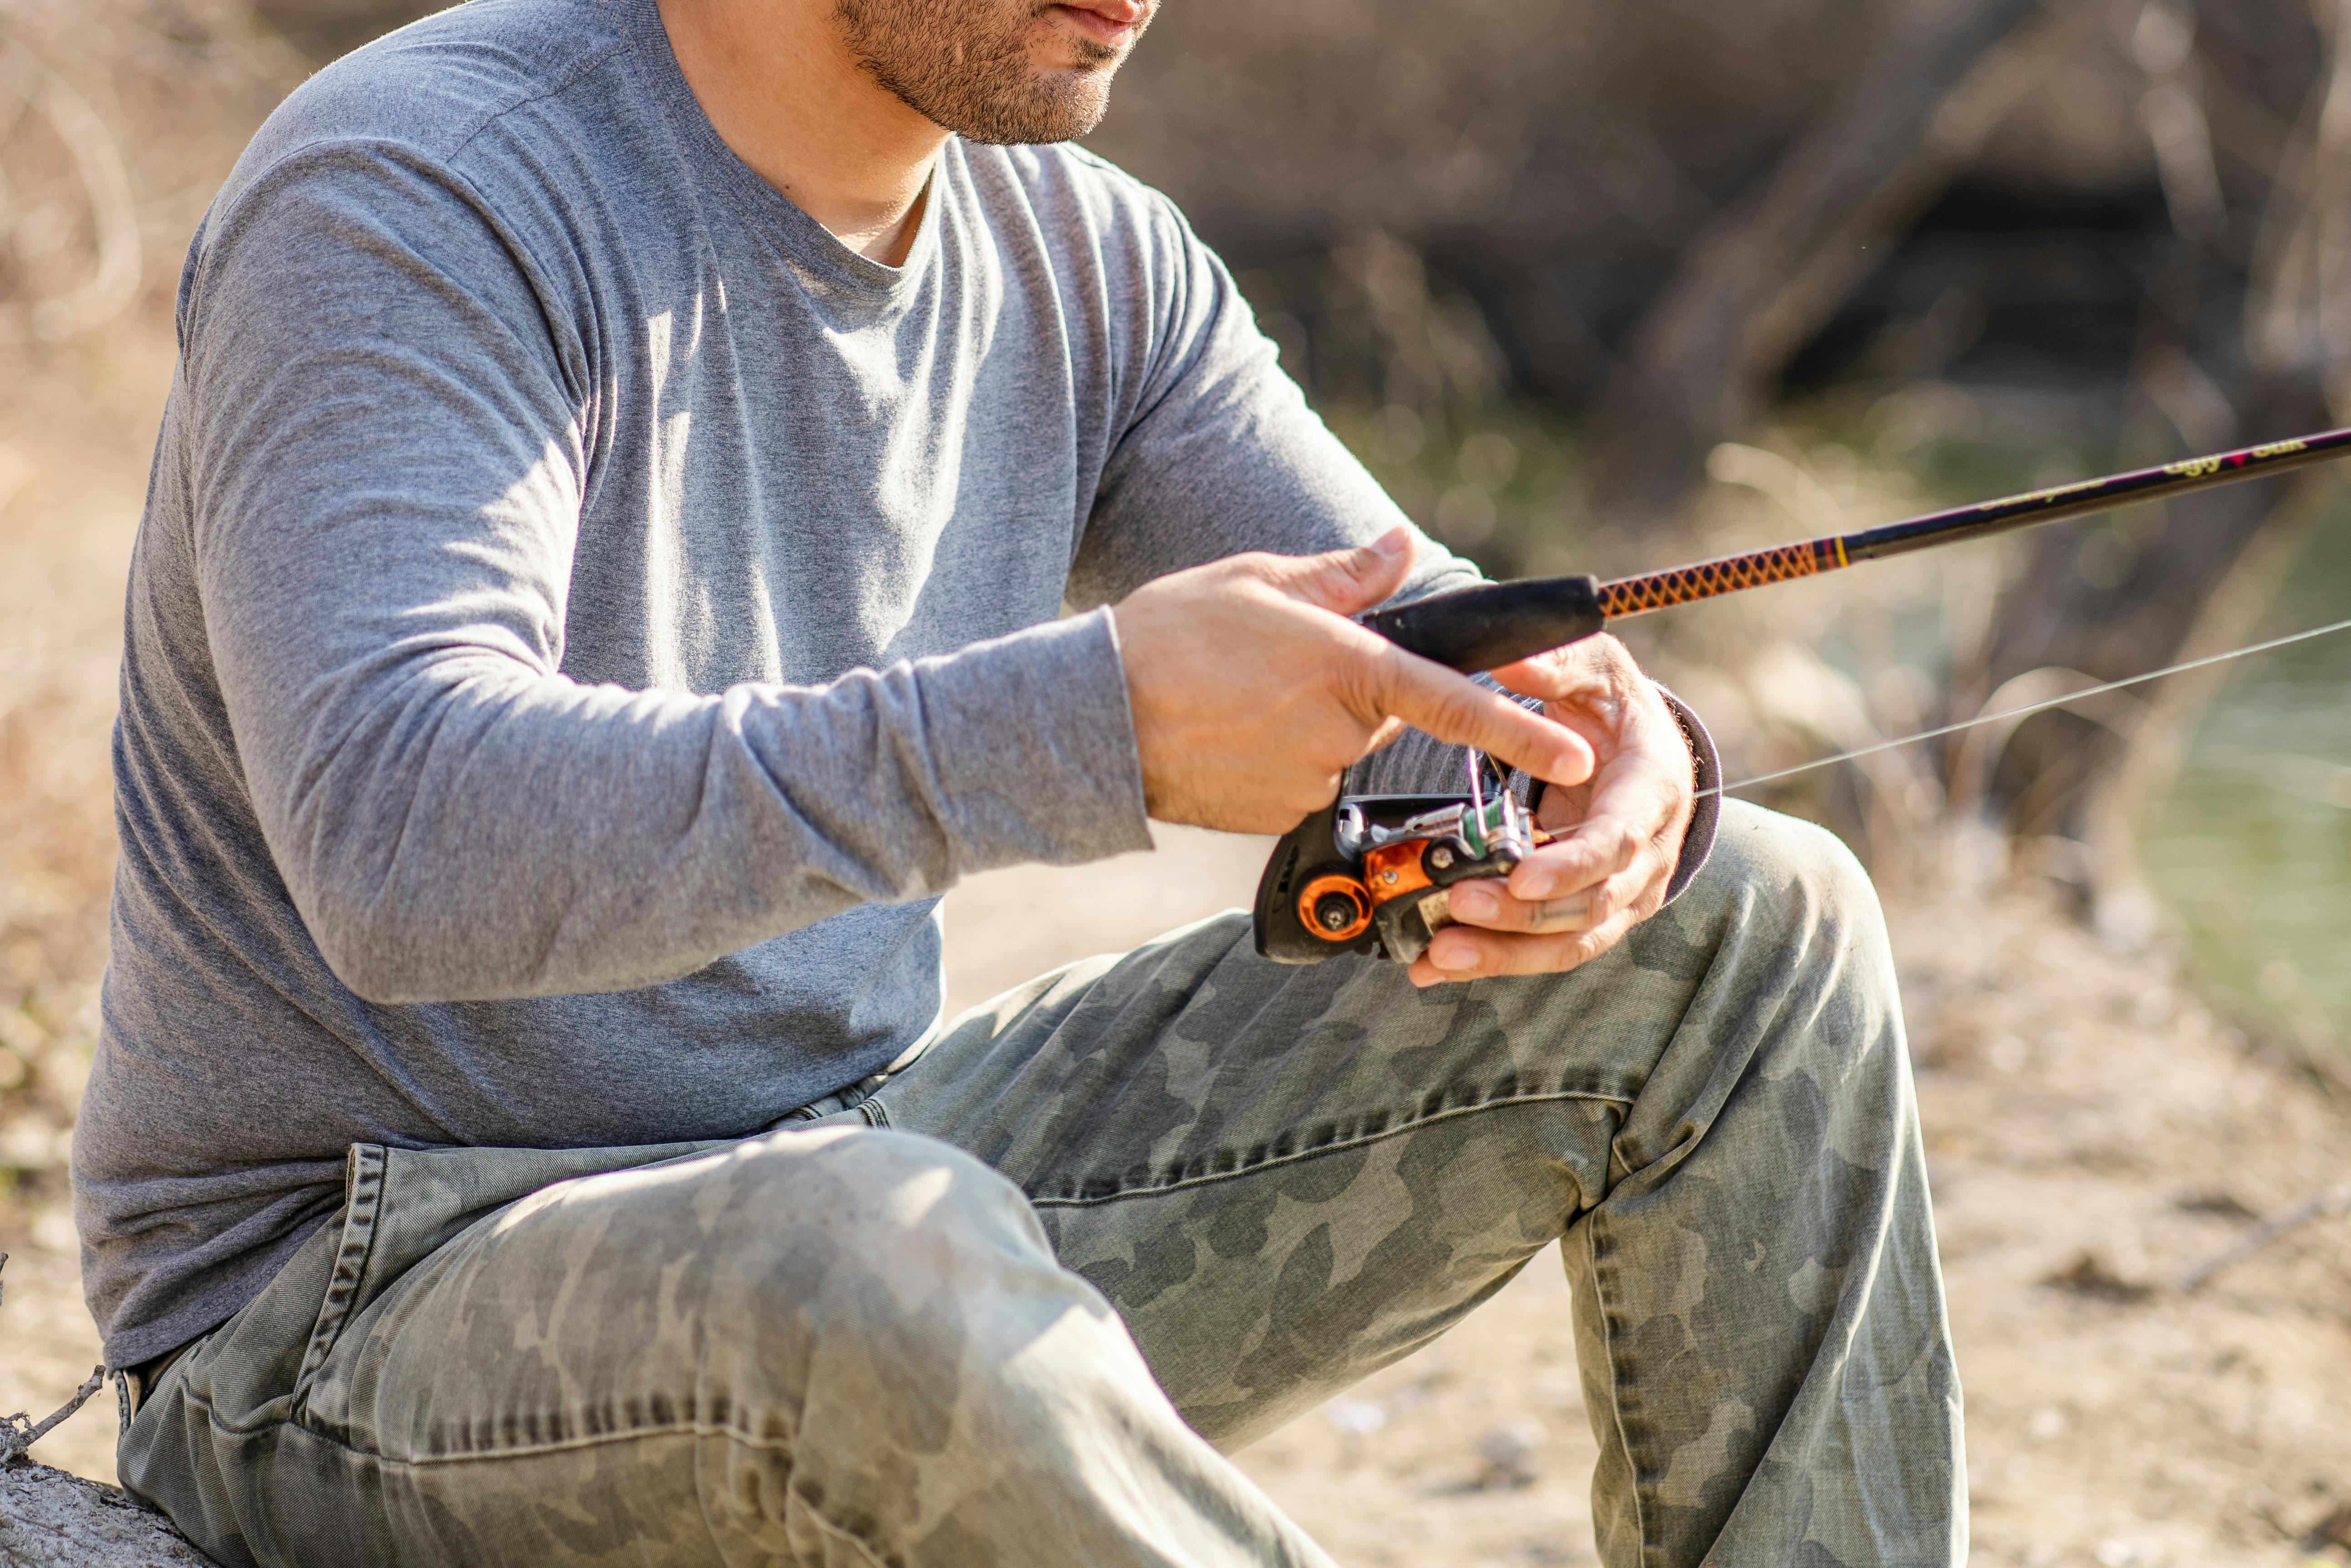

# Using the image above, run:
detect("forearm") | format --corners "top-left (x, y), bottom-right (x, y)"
top-left (253, 614), bottom-right (1149, 1004)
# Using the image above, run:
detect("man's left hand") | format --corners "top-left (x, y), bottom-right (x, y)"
top-left (1407, 634), bottom-right (1695, 988)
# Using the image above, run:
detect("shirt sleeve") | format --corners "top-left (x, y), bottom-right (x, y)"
top-left (1064, 189), bottom-right (1483, 608)
top-left (180, 142), bottom-right (1149, 1007)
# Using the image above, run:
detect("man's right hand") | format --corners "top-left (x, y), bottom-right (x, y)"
top-left (1110, 528), bottom-right (1597, 834)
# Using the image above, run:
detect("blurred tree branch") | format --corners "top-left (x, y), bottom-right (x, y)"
top-left (1979, 0), bottom-right (2342, 916)
top-left (1592, 0), bottom-right (2091, 528)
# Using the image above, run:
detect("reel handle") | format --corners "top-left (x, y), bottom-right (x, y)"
top-left (1254, 798), bottom-right (1373, 965)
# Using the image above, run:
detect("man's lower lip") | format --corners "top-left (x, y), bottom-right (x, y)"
top-left (1048, 4), bottom-right (1136, 45)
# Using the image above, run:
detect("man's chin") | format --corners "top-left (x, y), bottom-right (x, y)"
top-left (1025, 36), bottom-right (1125, 82)
top-left (944, 75), bottom-right (1116, 145)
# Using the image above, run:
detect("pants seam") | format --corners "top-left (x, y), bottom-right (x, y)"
top-left (187, 1385), bottom-right (900, 1568)
top-left (1026, 1087), bottom-right (1630, 1208)
top-left (291, 1144), bottom-right (387, 1407)
top-left (1585, 1211), bottom-right (1652, 1564)
top-left (357, 1424), bottom-right (783, 1467)
top-left (175, 1374), bottom-right (793, 1467)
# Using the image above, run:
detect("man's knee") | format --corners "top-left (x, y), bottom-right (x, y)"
top-left (682, 1127), bottom-right (1111, 1407)
top-left (1659, 801), bottom-right (1906, 1104)
top-left (1689, 799), bottom-right (1885, 950)
top-left (680, 1129), bottom-right (1161, 1497)
top-left (1669, 802), bottom-right (1895, 1011)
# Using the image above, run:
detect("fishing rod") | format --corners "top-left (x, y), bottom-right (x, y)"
top-left (1363, 425), bottom-right (2351, 673)
top-left (1257, 424), bottom-right (2351, 966)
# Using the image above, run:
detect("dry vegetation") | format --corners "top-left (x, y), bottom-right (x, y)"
top-left (0, 0), bottom-right (304, 1488)
top-left (5, 4), bottom-right (2351, 1566)
top-left (0, 0), bottom-right (304, 1239)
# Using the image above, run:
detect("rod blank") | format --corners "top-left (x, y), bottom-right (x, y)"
top-left (1597, 425), bottom-right (2351, 622)
top-left (1370, 424), bottom-right (2351, 673)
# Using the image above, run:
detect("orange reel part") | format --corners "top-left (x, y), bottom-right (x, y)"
top-left (1295, 873), bottom-right (1374, 942)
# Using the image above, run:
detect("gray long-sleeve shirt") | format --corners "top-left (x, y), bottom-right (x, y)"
top-left (75, 0), bottom-right (1714, 1366)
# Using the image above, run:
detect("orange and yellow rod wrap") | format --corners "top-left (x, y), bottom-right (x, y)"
top-left (1597, 536), bottom-right (1848, 620)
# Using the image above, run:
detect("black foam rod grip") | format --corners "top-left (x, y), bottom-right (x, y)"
top-left (1358, 575), bottom-right (1607, 673)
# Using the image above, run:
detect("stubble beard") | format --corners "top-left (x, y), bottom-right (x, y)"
top-left (833, 0), bottom-right (1128, 145)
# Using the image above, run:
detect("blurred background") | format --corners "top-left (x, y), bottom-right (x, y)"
top-left (1082, 0), bottom-right (2351, 1059)
top-left (4, 0), bottom-right (2351, 1562)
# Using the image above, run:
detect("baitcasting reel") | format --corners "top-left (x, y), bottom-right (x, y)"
top-left (1252, 780), bottom-right (1546, 966)
top-left (1245, 422), bottom-right (2351, 964)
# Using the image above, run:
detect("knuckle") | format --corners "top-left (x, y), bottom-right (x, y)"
top-left (1404, 664), bottom-right (1462, 717)
top-left (1525, 935), bottom-right (1580, 975)
top-left (1324, 650), bottom-right (1383, 720)
top-left (1439, 696), bottom-right (1489, 745)
top-left (1351, 639), bottom-right (1401, 695)
top-left (1477, 937), bottom-right (1529, 976)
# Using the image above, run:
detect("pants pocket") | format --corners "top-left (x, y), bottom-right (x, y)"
top-left (290, 1137), bottom-right (731, 1435)
top-left (292, 1143), bottom-right (389, 1396)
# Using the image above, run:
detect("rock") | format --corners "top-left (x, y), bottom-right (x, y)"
top-left (2039, 1248), bottom-right (2156, 1304)
top-left (1320, 1397), bottom-right (1387, 1436)
top-left (1474, 1421), bottom-right (1543, 1490)
top-left (0, 1460), bottom-right (222, 1567)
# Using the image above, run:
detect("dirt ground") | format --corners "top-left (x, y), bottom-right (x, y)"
top-left (10, 813), bottom-right (2351, 1564)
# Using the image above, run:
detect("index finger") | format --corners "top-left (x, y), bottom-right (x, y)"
top-left (1509, 813), bottom-right (1644, 902)
top-left (1351, 639), bottom-right (1596, 787)
top-left (1509, 744), bottom-right (1688, 900)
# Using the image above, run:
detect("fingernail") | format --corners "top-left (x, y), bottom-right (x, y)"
top-left (1515, 872), bottom-right (1555, 900)
top-left (1432, 943), bottom-right (1479, 972)
top-left (1373, 528), bottom-right (1410, 558)
top-left (1451, 883), bottom-right (1498, 919)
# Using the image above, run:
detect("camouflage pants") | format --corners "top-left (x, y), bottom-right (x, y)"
top-left (119, 802), bottom-right (1962, 1567)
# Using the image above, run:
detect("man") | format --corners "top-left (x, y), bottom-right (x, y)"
top-left (77, 0), bottom-right (1963, 1560)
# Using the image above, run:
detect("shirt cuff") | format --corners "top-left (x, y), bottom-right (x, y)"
top-left (1653, 685), bottom-right (1720, 908)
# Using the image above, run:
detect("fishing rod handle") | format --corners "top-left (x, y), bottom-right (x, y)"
top-left (1359, 575), bottom-right (1608, 673)
top-left (1596, 539), bottom-right (1843, 619)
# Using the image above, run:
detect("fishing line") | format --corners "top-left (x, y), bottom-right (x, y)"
top-left (1700, 613), bottom-right (2351, 801)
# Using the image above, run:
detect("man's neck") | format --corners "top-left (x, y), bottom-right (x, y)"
top-left (654, 0), bottom-right (945, 265)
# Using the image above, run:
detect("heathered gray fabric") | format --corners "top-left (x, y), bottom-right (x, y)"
top-left (75, 0), bottom-right (1716, 1369)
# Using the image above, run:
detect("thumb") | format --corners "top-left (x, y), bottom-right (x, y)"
top-left (1276, 526), bottom-right (1417, 617)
